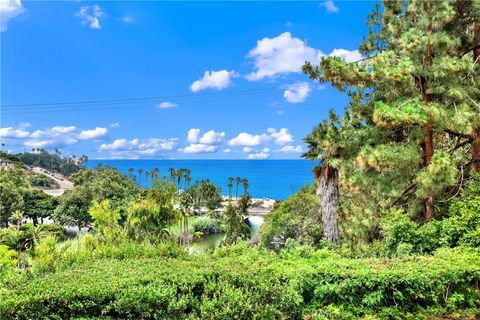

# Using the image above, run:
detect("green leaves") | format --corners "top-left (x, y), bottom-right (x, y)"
top-left (416, 151), bottom-right (458, 199)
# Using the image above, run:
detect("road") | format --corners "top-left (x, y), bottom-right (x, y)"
top-left (32, 167), bottom-right (74, 196)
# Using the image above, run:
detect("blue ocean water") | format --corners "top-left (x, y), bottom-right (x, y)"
top-left (87, 160), bottom-right (315, 200)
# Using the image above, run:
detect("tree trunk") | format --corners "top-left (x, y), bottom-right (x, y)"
top-left (472, 23), bottom-right (480, 172)
top-left (315, 165), bottom-right (340, 243)
top-left (422, 1), bottom-right (435, 220)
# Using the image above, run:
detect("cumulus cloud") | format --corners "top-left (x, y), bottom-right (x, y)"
top-left (99, 138), bottom-right (177, 158)
top-left (190, 70), bottom-right (239, 92)
top-left (156, 101), bottom-right (178, 109)
top-left (1, 124), bottom-right (111, 149)
top-left (27, 126), bottom-right (78, 148)
top-left (280, 145), bottom-right (304, 153)
top-left (320, 1), bottom-right (339, 13)
top-left (182, 129), bottom-right (225, 154)
top-left (268, 128), bottom-right (294, 145)
top-left (246, 32), bottom-right (362, 81)
top-left (283, 82), bottom-right (311, 103)
top-left (187, 128), bottom-right (201, 143)
top-left (0, 126), bottom-right (29, 138)
top-left (245, 32), bottom-right (324, 81)
top-left (110, 122), bottom-right (120, 128)
top-left (223, 148), bottom-right (232, 153)
top-left (242, 147), bottom-right (253, 153)
top-left (199, 130), bottom-right (225, 144)
top-left (119, 15), bottom-right (133, 24)
top-left (247, 147), bottom-right (271, 159)
top-left (75, 5), bottom-right (105, 29)
top-left (329, 48), bottom-right (363, 62)
top-left (180, 144), bottom-right (218, 154)
top-left (228, 132), bottom-right (270, 147)
top-left (0, 0), bottom-right (24, 31)
top-left (78, 127), bottom-right (108, 140)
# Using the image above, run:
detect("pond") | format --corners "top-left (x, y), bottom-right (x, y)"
top-left (188, 216), bottom-right (264, 253)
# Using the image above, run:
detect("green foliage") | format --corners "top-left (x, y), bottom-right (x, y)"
top-left (89, 200), bottom-right (123, 243)
top-left (22, 189), bottom-right (57, 225)
top-left (182, 179), bottom-right (223, 212)
top-left (192, 216), bottom-right (222, 235)
top-left (223, 195), bottom-right (251, 245)
top-left (261, 184), bottom-right (322, 250)
top-left (28, 173), bottom-right (53, 187)
top-left (416, 151), bottom-right (458, 199)
top-left (0, 245), bottom-right (17, 275)
top-left (53, 185), bottom-right (92, 230)
top-left (0, 247), bottom-right (479, 319)
top-left (16, 149), bottom-right (86, 176)
top-left (0, 169), bottom-right (28, 227)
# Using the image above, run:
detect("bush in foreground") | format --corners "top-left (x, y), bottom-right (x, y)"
top-left (0, 246), bottom-right (479, 319)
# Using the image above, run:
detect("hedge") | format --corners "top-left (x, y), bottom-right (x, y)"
top-left (1, 247), bottom-right (479, 319)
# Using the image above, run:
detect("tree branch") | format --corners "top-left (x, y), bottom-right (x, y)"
top-left (449, 138), bottom-right (473, 154)
top-left (443, 129), bottom-right (472, 139)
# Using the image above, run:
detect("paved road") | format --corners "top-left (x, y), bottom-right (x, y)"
top-left (32, 167), bottom-right (74, 196)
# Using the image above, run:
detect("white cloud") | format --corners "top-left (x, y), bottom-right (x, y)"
top-left (0, 0), bottom-right (24, 32)
top-left (247, 147), bottom-right (270, 159)
top-left (120, 15), bottom-right (133, 24)
top-left (223, 148), bottom-right (232, 153)
top-left (180, 144), bottom-right (218, 154)
top-left (0, 126), bottom-right (29, 138)
top-left (110, 122), bottom-right (120, 128)
top-left (199, 130), bottom-right (225, 144)
top-left (75, 5), bottom-right (105, 29)
top-left (27, 126), bottom-right (78, 148)
top-left (245, 32), bottom-right (324, 81)
top-left (243, 147), bottom-right (253, 153)
top-left (280, 145), bottom-right (304, 153)
top-left (156, 101), bottom-right (178, 109)
top-left (283, 82), bottom-right (311, 103)
top-left (99, 138), bottom-right (177, 158)
top-left (329, 48), bottom-right (363, 62)
top-left (187, 128), bottom-right (200, 143)
top-left (190, 70), bottom-right (239, 92)
top-left (78, 127), bottom-right (108, 140)
top-left (182, 129), bottom-right (225, 154)
top-left (277, 110), bottom-right (284, 115)
top-left (320, 1), bottom-right (339, 13)
top-left (228, 132), bottom-right (270, 147)
top-left (268, 128), bottom-right (294, 145)
top-left (246, 32), bottom-right (362, 81)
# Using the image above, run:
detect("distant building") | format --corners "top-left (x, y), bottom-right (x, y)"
top-left (0, 159), bottom-right (14, 171)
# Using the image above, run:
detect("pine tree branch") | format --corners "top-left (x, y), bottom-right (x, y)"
top-left (448, 138), bottom-right (473, 154)
top-left (461, 42), bottom-right (480, 57)
top-left (443, 129), bottom-right (472, 139)
top-left (390, 183), bottom-right (417, 207)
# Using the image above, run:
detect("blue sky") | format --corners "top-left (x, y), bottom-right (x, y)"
top-left (1, 0), bottom-right (374, 159)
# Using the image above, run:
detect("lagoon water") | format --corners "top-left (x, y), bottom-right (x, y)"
top-left (87, 159), bottom-right (314, 200)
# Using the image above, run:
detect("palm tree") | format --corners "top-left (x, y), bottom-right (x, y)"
top-left (145, 171), bottom-right (150, 188)
top-left (1, 142), bottom-right (5, 151)
top-left (235, 177), bottom-right (242, 200)
top-left (228, 177), bottom-right (234, 201)
top-left (128, 168), bottom-right (135, 179)
top-left (168, 168), bottom-right (176, 181)
top-left (138, 169), bottom-right (144, 187)
top-left (242, 178), bottom-right (249, 196)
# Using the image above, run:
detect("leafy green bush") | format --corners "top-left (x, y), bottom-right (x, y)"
top-left (28, 174), bottom-right (53, 188)
top-left (0, 245), bottom-right (17, 275)
top-left (261, 184), bottom-right (321, 250)
top-left (0, 246), bottom-right (478, 319)
top-left (192, 216), bottom-right (222, 234)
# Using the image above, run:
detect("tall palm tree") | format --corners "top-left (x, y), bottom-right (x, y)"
top-left (168, 168), bottom-right (176, 181)
top-left (128, 168), bottom-right (135, 179)
top-left (138, 169), bottom-right (144, 187)
top-left (145, 171), bottom-right (150, 188)
top-left (1, 143), bottom-right (5, 151)
top-left (228, 177), bottom-right (234, 200)
top-left (235, 177), bottom-right (242, 200)
top-left (242, 178), bottom-right (249, 196)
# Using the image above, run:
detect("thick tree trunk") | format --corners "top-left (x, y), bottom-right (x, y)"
top-left (422, 3), bottom-right (435, 220)
top-left (472, 23), bottom-right (480, 172)
top-left (315, 165), bottom-right (340, 243)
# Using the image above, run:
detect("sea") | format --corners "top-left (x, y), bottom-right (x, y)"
top-left (87, 160), bottom-right (315, 200)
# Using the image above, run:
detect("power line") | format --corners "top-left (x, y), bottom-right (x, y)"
top-left (1, 87), bottom-right (278, 109)
top-left (1, 90), bottom-right (280, 115)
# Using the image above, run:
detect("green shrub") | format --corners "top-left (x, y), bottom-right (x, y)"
top-left (192, 216), bottom-right (222, 234)
top-left (0, 247), bottom-right (479, 319)
top-left (0, 245), bottom-right (17, 275)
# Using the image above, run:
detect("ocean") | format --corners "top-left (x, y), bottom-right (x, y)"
top-left (87, 160), bottom-right (315, 200)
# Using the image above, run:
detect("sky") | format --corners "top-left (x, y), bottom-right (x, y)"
top-left (1, 0), bottom-right (374, 159)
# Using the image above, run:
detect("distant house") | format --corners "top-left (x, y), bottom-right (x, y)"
top-left (0, 159), bottom-right (15, 171)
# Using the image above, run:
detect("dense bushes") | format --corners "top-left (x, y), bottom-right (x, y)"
top-left (192, 216), bottom-right (222, 234)
top-left (0, 246), bottom-right (479, 319)
top-left (261, 184), bottom-right (321, 250)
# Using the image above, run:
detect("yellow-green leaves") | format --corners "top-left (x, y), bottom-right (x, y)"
top-left (416, 151), bottom-right (458, 198)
